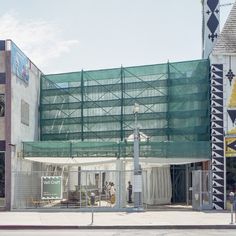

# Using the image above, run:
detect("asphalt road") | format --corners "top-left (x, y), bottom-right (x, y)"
top-left (0, 229), bottom-right (236, 236)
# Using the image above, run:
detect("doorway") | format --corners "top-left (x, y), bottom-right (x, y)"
top-left (171, 165), bottom-right (187, 204)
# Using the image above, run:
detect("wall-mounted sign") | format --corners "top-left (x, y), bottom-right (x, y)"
top-left (11, 42), bottom-right (29, 84)
top-left (41, 176), bottom-right (62, 200)
top-left (225, 137), bottom-right (236, 158)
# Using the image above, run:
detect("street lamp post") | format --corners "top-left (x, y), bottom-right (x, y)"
top-left (133, 103), bottom-right (142, 209)
top-left (229, 192), bottom-right (235, 224)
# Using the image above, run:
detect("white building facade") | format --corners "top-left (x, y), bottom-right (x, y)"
top-left (0, 40), bottom-right (41, 210)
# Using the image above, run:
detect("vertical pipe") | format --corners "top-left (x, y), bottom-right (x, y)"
top-left (70, 141), bottom-right (72, 158)
top-left (120, 66), bottom-right (124, 141)
top-left (86, 171), bottom-right (88, 207)
top-left (133, 111), bottom-right (142, 209)
top-left (200, 171), bottom-right (202, 210)
top-left (116, 160), bottom-right (121, 209)
top-left (172, 166), bottom-right (175, 203)
top-left (167, 61), bottom-right (170, 141)
top-left (224, 137), bottom-right (226, 209)
top-left (186, 164), bottom-right (189, 205)
top-left (39, 75), bottom-right (43, 140)
top-left (81, 70), bottom-right (84, 141)
top-left (5, 44), bottom-right (12, 210)
top-left (67, 166), bottom-right (70, 208)
top-left (133, 113), bottom-right (139, 171)
top-left (230, 203), bottom-right (234, 224)
top-left (79, 169), bottom-right (82, 208)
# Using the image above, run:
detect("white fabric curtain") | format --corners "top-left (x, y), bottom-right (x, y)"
top-left (80, 163), bottom-right (117, 187)
top-left (143, 166), bottom-right (172, 205)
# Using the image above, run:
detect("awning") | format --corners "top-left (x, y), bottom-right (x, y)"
top-left (24, 156), bottom-right (209, 166)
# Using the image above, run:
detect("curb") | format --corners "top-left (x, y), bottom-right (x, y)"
top-left (0, 225), bottom-right (236, 230)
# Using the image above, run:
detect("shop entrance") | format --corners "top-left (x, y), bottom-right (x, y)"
top-left (171, 165), bottom-right (187, 204)
top-left (171, 163), bottom-right (203, 205)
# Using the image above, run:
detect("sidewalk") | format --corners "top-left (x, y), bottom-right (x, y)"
top-left (0, 209), bottom-right (236, 229)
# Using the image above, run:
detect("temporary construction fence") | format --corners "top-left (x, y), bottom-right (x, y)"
top-left (12, 166), bottom-right (173, 210)
top-left (12, 169), bottom-right (127, 210)
top-left (192, 170), bottom-right (212, 210)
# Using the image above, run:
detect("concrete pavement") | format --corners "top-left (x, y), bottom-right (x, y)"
top-left (0, 209), bottom-right (236, 229)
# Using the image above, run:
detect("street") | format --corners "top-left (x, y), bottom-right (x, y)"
top-left (0, 229), bottom-right (236, 236)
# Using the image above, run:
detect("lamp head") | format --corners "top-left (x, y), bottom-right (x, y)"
top-left (133, 103), bottom-right (140, 114)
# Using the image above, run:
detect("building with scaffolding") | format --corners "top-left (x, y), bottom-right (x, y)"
top-left (0, 41), bottom-right (212, 211)
top-left (0, 0), bottom-right (236, 211)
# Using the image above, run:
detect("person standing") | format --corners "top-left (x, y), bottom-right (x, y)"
top-left (110, 182), bottom-right (116, 204)
top-left (127, 181), bottom-right (133, 203)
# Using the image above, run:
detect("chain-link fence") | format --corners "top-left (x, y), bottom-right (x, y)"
top-left (192, 170), bottom-right (212, 210)
top-left (12, 164), bottom-right (176, 210)
top-left (12, 169), bottom-right (141, 210)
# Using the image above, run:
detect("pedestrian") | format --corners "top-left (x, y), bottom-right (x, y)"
top-left (127, 181), bottom-right (133, 203)
top-left (104, 181), bottom-right (110, 199)
top-left (107, 182), bottom-right (111, 199)
top-left (110, 182), bottom-right (116, 204)
top-left (103, 181), bottom-right (108, 194)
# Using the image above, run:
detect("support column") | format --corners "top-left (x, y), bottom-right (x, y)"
top-left (5, 44), bottom-right (12, 210)
top-left (115, 158), bottom-right (125, 208)
top-left (133, 106), bottom-right (142, 209)
top-left (81, 70), bottom-right (84, 141)
top-left (167, 61), bottom-right (170, 141)
top-left (120, 66), bottom-right (124, 141)
top-left (211, 64), bottom-right (225, 210)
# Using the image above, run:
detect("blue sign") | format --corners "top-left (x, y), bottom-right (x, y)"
top-left (11, 42), bottom-right (29, 84)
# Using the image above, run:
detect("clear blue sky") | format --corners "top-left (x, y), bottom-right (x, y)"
top-left (0, 0), bottom-right (234, 74)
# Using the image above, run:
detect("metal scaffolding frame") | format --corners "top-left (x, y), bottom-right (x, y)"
top-left (40, 59), bottom-right (211, 150)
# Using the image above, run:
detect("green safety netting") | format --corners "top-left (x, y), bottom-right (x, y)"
top-left (23, 140), bottom-right (211, 159)
top-left (37, 59), bottom-right (211, 159)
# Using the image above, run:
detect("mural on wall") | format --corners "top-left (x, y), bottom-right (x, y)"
top-left (226, 57), bottom-right (236, 136)
top-left (11, 42), bottom-right (29, 84)
top-left (225, 137), bottom-right (236, 157)
top-left (225, 56), bottom-right (236, 194)
top-left (211, 64), bottom-right (224, 210)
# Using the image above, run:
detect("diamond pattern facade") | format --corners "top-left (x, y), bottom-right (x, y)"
top-left (203, 0), bottom-right (220, 58)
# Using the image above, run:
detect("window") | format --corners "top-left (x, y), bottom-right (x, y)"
top-left (21, 99), bottom-right (29, 126)
top-left (0, 94), bottom-right (5, 117)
